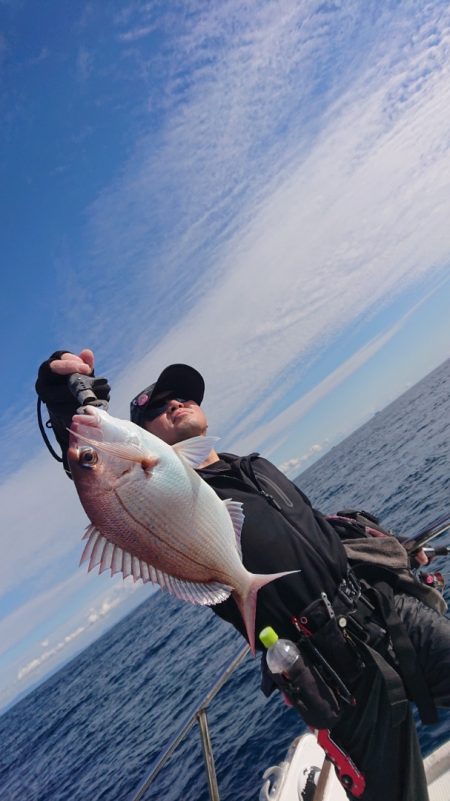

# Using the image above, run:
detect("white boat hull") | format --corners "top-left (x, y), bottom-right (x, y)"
top-left (259, 733), bottom-right (450, 801)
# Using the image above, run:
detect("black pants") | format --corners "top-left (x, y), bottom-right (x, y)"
top-left (331, 593), bottom-right (450, 801)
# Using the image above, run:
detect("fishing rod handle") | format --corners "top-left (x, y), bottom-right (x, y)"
top-left (68, 372), bottom-right (108, 411)
top-left (423, 546), bottom-right (450, 558)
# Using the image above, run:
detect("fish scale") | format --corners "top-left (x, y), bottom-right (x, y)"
top-left (67, 406), bottom-right (298, 653)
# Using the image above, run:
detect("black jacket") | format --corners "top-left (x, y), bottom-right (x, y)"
top-left (198, 453), bottom-right (349, 648)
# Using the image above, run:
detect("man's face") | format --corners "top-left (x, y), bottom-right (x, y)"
top-left (143, 398), bottom-right (208, 445)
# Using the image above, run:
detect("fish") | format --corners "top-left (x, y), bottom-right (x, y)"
top-left (67, 406), bottom-right (297, 654)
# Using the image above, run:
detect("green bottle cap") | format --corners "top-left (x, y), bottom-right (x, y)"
top-left (259, 626), bottom-right (279, 649)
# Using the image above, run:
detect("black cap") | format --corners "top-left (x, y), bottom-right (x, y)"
top-left (130, 364), bottom-right (205, 427)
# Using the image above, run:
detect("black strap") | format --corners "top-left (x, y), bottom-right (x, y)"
top-left (368, 581), bottom-right (438, 725)
top-left (354, 637), bottom-right (409, 727)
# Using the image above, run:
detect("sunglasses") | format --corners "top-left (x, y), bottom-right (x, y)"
top-left (144, 398), bottom-right (188, 422)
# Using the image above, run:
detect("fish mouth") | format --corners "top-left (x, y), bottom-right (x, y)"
top-left (72, 406), bottom-right (102, 425)
top-left (68, 410), bottom-right (104, 459)
top-left (67, 444), bottom-right (79, 459)
top-left (70, 408), bottom-right (102, 436)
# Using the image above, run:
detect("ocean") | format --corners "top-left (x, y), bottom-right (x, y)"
top-left (2, 358), bottom-right (450, 801)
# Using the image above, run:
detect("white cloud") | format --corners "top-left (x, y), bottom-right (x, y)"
top-left (17, 626), bottom-right (86, 680)
top-left (278, 444), bottom-right (323, 477)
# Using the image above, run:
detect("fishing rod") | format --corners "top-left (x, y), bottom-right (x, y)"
top-left (402, 512), bottom-right (450, 555)
top-left (422, 545), bottom-right (450, 559)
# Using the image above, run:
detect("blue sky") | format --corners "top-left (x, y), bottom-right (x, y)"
top-left (2, 0), bottom-right (450, 711)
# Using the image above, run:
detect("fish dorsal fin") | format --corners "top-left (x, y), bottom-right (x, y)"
top-left (82, 522), bottom-right (97, 541)
top-left (79, 526), bottom-right (107, 570)
top-left (79, 529), bottom-right (232, 605)
top-left (223, 498), bottom-right (244, 557)
top-left (172, 435), bottom-right (219, 468)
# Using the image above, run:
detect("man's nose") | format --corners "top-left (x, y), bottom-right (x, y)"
top-left (168, 400), bottom-right (184, 413)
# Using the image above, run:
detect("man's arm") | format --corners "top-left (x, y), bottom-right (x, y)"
top-left (35, 349), bottom-right (110, 477)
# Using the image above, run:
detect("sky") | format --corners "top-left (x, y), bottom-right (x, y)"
top-left (2, 0), bottom-right (450, 711)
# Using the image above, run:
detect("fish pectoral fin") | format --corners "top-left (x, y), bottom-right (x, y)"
top-left (223, 499), bottom-right (245, 557)
top-left (70, 427), bottom-right (155, 465)
top-left (172, 435), bottom-right (220, 468)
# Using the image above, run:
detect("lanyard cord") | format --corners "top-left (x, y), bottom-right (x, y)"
top-left (36, 397), bottom-right (63, 463)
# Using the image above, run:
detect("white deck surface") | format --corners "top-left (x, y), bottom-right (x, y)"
top-left (424, 740), bottom-right (450, 801)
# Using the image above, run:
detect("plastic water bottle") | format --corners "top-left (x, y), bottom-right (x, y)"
top-left (259, 626), bottom-right (342, 729)
top-left (259, 626), bottom-right (302, 677)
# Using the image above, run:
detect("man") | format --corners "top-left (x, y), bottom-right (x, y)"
top-left (36, 348), bottom-right (450, 801)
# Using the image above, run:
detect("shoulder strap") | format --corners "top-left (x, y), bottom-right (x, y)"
top-left (366, 581), bottom-right (438, 725)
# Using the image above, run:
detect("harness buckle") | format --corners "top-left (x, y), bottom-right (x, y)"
top-left (337, 570), bottom-right (361, 607)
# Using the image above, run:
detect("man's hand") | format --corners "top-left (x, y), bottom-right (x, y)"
top-left (49, 349), bottom-right (94, 376)
top-left (36, 347), bottom-right (109, 476)
top-left (414, 548), bottom-right (429, 566)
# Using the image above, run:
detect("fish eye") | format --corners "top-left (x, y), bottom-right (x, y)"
top-left (78, 447), bottom-right (98, 468)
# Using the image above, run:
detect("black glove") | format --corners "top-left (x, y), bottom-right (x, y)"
top-left (36, 350), bottom-right (110, 406)
top-left (36, 351), bottom-right (111, 476)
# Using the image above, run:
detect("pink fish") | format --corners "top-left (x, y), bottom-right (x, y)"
top-left (68, 406), bottom-right (297, 653)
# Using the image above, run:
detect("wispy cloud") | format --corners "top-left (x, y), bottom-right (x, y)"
top-left (224, 290), bottom-right (441, 457)
top-left (1, 451), bottom-right (84, 597)
top-left (76, 46), bottom-right (92, 81)
top-left (0, 32), bottom-right (9, 64)
top-left (24, 47), bottom-right (49, 66)
top-left (117, 24), bottom-right (158, 43)
top-left (16, 581), bottom-right (139, 681)
top-left (74, 1), bottom-right (450, 426)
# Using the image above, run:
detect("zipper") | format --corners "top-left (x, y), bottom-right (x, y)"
top-left (253, 472), bottom-right (294, 509)
top-left (258, 488), bottom-right (282, 511)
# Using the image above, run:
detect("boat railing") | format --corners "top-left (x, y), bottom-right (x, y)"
top-left (128, 644), bottom-right (250, 801)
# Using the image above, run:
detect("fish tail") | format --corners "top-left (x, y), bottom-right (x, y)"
top-left (233, 569), bottom-right (300, 656)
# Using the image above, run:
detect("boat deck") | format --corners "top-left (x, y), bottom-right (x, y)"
top-left (259, 733), bottom-right (450, 801)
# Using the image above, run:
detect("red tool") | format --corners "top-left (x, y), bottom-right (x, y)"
top-left (314, 728), bottom-right (366, 797)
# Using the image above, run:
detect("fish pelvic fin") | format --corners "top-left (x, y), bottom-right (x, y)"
top-left (172, 435), bottom-right (220, 468)
top-left (233, 569), bottom-right (300, 656)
